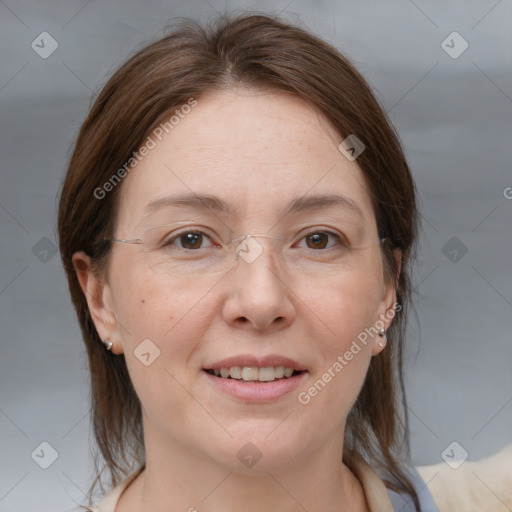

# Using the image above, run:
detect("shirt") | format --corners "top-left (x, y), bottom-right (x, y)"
top-left (81, 460), bottom-right (438, 512)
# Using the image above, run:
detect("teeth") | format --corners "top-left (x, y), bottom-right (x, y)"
top-left (242, 367), bottom-right (259, 381)
top-left (230, 366), bottom-right (242, 379)
top-left (212, 366), bottom-right (298, 382)
top-left (258, 367), bottom-right (276, 382)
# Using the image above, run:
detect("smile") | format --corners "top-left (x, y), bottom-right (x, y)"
top-left (205, 366), bottom-right (303, 382)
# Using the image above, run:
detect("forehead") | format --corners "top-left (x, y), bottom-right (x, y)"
top-left (115, 88), bottom-right (375, 231)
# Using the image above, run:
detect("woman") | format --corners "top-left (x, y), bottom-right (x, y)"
top-left (58, 14), bottom-right (438, 512)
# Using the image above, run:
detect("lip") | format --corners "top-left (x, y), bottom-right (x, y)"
top-left (204, 354), bottom-right (307, 372)
top-left (202, 369), bottom-right (308, 403)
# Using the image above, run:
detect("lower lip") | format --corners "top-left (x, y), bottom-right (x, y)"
top-left (202, 370), bottom-right (308, 403)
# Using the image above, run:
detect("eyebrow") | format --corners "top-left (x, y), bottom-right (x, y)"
top-left (142, 192), bottom-right (365, 220)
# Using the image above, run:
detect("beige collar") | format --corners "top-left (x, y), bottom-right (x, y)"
top-left (350, 457), bottom-right (394, 512)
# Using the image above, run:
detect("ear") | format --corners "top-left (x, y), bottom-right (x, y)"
top-left (72, 251), bottom-right (123, 354)
top-left (372, 248), bottom-right (402, 355)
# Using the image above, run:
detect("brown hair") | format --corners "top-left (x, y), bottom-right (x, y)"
top-left (58, 13), bottom-right (419, 509)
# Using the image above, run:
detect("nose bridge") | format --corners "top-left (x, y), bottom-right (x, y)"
top-left (231, 234), bottom-right (283, 265)
top-left (223, 234), bottom-right (295, 330)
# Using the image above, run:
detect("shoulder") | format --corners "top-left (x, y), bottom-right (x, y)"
top-left (417, 444), bottom-right (512, 512)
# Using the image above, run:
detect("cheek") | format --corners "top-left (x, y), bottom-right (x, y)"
top-left (293, 257), bottom-right (383, 409)
top-left (115, 267), bottom-right (211, 339)
top-left (113, 273), bottom-right (213, 420)
top-left (300, 258), bottom-right (384, 347)
top-left (112, 268), bottom-right (224, 390)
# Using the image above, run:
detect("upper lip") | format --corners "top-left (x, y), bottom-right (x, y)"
top-left (204, 355), bottom-right (307, 372)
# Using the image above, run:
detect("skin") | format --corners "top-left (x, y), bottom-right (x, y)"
top-left (73, 88), bottom-right (398, 512)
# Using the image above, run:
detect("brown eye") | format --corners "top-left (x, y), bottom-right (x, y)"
top-left (164, 231), bottom-right (212, 250)
top-left (306, 233), bottom-right (329, 249)
top-left (179, 232), bottom-right (204, 249)
top-left (305, 232), bottom-right (330, 249)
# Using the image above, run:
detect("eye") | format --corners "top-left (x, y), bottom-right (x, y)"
top-left (297, 231), bottom-right (344, 250)
top-left (164, 231), bottom-right (215, 250)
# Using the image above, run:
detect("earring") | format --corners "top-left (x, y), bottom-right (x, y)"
top-left (378, 328), bottom-right (387, 348)
top-left (102, 339), bottom-right (113, 351)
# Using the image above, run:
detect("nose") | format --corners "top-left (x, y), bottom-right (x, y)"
top-left (221, 240), bottom-right (296, 332)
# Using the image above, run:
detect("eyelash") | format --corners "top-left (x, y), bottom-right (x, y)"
top-left (162, 229), bottom-right (348, 251)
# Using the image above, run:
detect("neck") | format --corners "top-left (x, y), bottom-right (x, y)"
top-left (119, 419), bottom-right (369, 512)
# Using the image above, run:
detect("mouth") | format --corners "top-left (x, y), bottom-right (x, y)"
top-left (202, 355), bottom-right (308, 402)
top-left (204, 366), bottom-right (304, 382)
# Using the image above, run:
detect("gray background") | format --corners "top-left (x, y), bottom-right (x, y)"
top-left (1, 1), bottom-right (511, 511)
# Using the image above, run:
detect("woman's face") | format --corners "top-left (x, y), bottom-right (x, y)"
top-left (84, 89), bottom-right (396, 472)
